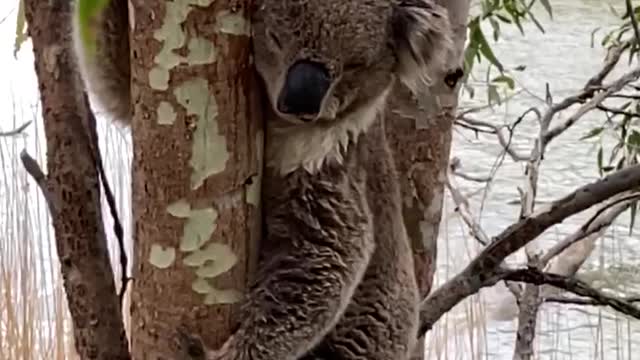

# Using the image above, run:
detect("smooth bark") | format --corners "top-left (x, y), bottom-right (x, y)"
top-left (386, 0), bottom-right (471, 357)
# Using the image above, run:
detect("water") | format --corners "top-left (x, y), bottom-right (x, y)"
top-left (0, 0), bottom-right (638, 359)
top-left (427, 1), bottom-right (640, 359)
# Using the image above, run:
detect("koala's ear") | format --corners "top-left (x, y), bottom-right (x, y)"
top-left (392, 0), bottom-right (453, 92)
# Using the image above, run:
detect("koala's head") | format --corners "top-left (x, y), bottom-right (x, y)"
top-left (252, 0), bottom-right (452, 124)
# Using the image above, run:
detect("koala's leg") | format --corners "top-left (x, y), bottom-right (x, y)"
top-left (297, 271), bottom-right (420, 360)
top-left (72, 0), bottom-right (131, 124)
top-left (221, 173), bottom-right (375, 360)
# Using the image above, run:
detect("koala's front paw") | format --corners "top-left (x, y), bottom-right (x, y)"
top-left (175, 326), bottom-right (207, 360)
top-left (175, 325), bottom-right (234, 360)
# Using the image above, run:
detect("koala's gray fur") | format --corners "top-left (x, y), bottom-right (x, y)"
top-left (72, 0), bottom-right (452, 359)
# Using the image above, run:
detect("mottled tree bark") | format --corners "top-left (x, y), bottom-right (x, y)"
top-left (512, 284), bottom-right (541, 360)
top-left (128, 0), bottom-right (261, 358)
top-left (386, 0), bottom-right (470, 358)
top-left (23, 0), bottom-right (130, 359)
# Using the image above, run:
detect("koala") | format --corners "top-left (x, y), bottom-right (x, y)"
top-left (72, 0), bottom-right (452, 359)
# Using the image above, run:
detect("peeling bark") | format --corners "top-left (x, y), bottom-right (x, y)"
top-left (23, 0), bottom-right (130, 358)
top-left (128, 0), bottom-right (261, 357)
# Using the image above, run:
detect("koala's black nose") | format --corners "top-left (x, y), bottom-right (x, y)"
top-left (278, 60), bottom-right (331, 118)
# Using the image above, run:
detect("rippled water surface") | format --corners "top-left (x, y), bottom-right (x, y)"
top-left (428, 1), bottom-right (640, 359)
top-left (0, 1), bottom-right (637, 359)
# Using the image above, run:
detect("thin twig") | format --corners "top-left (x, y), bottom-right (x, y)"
top-left (596, 104), bottom-right (640, 119)
top-left (500, 268), bottom-right (640, 320)
top-left (544, 66), bottom-right (640, 145)
top-left (0, 121), bottom-right (32, 137)
top-left (83, 93), bottom-right (130, 306)
top-left (447, 160), bottom-right (490, 246)
top-left (20, 150), bottom-right (58, 217)
top-left (626, 0), bottom-right (640, 50)
top-left (541, 192), bottom-right (639, 264)
top-left (456, 115), bottom-right (530, 162)
top-left (419, 164), bottom-right (640, 335)
top-left (545, 295), bottom-right (640, 305)
top-left (448, 158), bottom-right (523, 298)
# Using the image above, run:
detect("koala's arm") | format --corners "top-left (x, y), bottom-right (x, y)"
top-left (200, 178), bottom-right (374, 360)
top-left (72, 0), bottom-right (131, 125)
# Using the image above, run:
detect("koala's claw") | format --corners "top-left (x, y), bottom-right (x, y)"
top-left (175, 325), bottom-right (207, 360)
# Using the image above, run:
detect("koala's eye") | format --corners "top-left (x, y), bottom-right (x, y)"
top-left (266, 29), bottom-right (283, 50)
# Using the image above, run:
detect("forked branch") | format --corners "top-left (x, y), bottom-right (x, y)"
top-left (419, 164), bottom-right (640, 335)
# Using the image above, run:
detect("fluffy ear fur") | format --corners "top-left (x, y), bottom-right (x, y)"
top-left (392, 0), bottom-right (453, 93)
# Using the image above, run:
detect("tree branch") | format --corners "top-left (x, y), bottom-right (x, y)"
top-left (596, 104), bottom-right (640, 119)
top-left (545, 295), bottom-right (640, 305)
top-left (541, 191), bottom-right (639, 264)
top-left (447, 158), bottom-right (524, 299)
top-left (20, 149), bottom-right (58, 217)
top-left (23, 0), bottom-right (130, 357)
top-left (447, 159), bottom-right (490, 246)
top-left (501, 268), bottom-right (640, 320)
top-left (456, 115), bottom-right (530, 162)
top-left (0, 121), bottom-right (32, 137)
top-left (418, 164), bottom-right (640, 335)
top-left (543, 66), bottom-right (640, 144)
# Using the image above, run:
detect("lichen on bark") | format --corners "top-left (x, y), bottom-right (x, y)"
top-left (129, 0), bottom-right (261, 356)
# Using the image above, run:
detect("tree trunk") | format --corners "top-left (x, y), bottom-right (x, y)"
top-left (386, 0), bottom-right (471, 358)
top-left (24, 0), bottom-right (130, 358)
top-left (128, 0), bottom-right (261, 358)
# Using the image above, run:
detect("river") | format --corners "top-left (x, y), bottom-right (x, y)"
top-left (0, 0), bottom-right (637, 359)
top-left (427, 1), bottom-right (640, 359)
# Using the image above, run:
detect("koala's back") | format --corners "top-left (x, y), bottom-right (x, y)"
top-left (262, 116), bottom-right (419, 360)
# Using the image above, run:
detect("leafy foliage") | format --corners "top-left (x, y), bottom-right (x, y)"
top-left (579, 1), bottom-right (640, 233)
top-left (463, 0), bottom-right (553, 105)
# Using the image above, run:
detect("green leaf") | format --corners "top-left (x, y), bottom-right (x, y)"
top-left (495, 13), bottom-right (513, 24)
top-left (489, 16), bottom-right (501, 42)
top-left (504, 1), bottom-right (525, 35)
top-left (597, 146), bottom-right (603, 176)
top-left (580, 126), bottom-right (605, 140)
top-left (519, 0), bottom-right (546, 34)
top-left (462, 43), bottom-right (478, 81)
top-left (539, 0), bottom-right (553, 19)
top-left (628, 130), bottom-right (640, 148)
top-left (14, 0), bottom-right (27, 58)
top-left (471, 22), bottom-right (504, 72)
top-left (492, 75), bottom-right (515, 89)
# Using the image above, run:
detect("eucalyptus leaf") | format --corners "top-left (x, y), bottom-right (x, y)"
top-left (492, 75), bottom-right (515, 89)
top-left (539, 0), bottom-right (553, 19)
top-left (14, 0), bottom-right (27, 59)
top-left (580, 127), bottom-right (605, 140)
